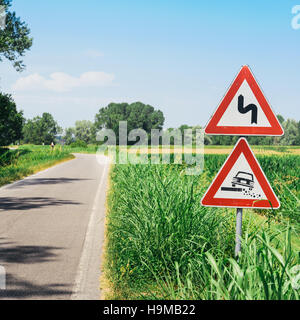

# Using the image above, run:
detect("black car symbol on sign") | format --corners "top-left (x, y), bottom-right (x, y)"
top-left (232, 171), bottom-right (254, 190)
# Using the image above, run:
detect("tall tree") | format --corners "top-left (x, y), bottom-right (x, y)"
top-left (74, 120), bottom-right (95, 144)
top-left (0, 0), bottom-right (33, 71)
top-left (0, 92), bottom-right (24, 146)
top-left (63, 127), bottom-right (75, 145)
top-left (281, 119), bottom-right (299, 146)
top-left (94, 102), bottom-right (165, 144)
top-left (23, 113), bottom-right (62, 145)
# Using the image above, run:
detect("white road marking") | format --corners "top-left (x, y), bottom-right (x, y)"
top-left (71, 155), bottom-right (109, 300)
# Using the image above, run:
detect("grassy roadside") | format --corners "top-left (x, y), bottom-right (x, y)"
top-left (16, 144), bottom-right (299, 156)
top-left (100, 162), bottom-right (114, 300)
top-left (101, 153), bottom-right (300, 300)
top-left (0, 146), bottom-right (74, 187)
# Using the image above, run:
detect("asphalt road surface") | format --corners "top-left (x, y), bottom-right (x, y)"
top-left (0, 153), bottom-right (110, 300)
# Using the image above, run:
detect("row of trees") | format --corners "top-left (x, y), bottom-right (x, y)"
top-left (64, 104), bottom-right (299, 146)
top-left (62, 102), bottom-right (165, 145)
top-left (177, 116), bottom-right (300, 146)
top-left (0, 98), bottom-right (166, 146)
top-left (0, 92), bottom-right (62, 146)
top-left (1, 93), bottom-right (299, 147)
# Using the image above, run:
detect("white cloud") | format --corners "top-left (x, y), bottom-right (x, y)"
top-left (12, 71), bottom-right (115, 92)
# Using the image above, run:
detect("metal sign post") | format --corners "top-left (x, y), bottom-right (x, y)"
top-left (235, 208), bottom-right (243, 257)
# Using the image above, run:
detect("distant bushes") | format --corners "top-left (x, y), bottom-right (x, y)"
top-left (69, 140), bottom-right (88, 148)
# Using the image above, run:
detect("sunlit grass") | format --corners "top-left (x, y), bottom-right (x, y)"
top-left (103, 153), bottom-right (300, 300)
top-left (0, 146), bottom-right (74, 187)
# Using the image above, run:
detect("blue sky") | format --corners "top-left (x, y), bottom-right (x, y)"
top-left (0, 0), bottom-right (299, 128)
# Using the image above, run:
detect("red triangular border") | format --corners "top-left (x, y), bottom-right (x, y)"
top-left (201, 138), bottom-right (280, 209)
top-left (205, 66), bottom-right (284, 136)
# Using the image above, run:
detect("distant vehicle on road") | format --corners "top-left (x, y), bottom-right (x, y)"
top-left (232, 171), bottom-right (254, 190)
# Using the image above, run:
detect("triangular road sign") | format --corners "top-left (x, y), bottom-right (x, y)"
top-left (201, 138), bottom-right (280, 209)
top-left (205, 66), bottom-right (284, 136)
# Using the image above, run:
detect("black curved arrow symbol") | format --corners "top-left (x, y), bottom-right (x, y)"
top-left (238, 95), bottom-right (258, 124)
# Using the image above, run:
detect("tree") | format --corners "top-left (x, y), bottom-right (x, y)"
top-left (23, 113), bottom-right (62, 145)
top-left (0, 0), bottom-right (33, 71)
top-left (280, 119), bottom-right (299, 146)
top-left (94, 102), bottom-right (165, 144)
top-left (202, 114), bottom-right (300, 146)
top-left (0, 92), bottom-right (24, 146)
top-left (63, 127), bottom-right (75, 145)
top-left (74, 120), bottom-right (95, 144)
top-left (277, 114), bottom-right (285, 125)
top-left (295, 121), bottom-right (300, 146)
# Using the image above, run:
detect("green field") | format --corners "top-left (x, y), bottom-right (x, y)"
top-left (103, 152), bottom-right (300, 300)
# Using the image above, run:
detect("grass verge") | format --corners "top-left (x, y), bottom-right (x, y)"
top-left (0, 146), bottom-right (74, 187)
top-left (102, 154), bottom-right (300, 300)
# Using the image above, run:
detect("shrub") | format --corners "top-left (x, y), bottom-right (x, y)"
top-left (69, 140), bottom-right (88, 148)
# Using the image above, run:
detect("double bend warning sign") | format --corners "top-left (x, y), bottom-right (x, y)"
top-left (205, 66), bottom-right (284, 136)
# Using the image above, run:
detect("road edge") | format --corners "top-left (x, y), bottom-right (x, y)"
top-left (71, 155), bottom-right (110, 300)
top-left (0, 156), bottom-right (75, 192)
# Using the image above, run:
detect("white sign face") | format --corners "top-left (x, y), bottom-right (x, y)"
top-left (204, 66), bottom-right (284, 136)
top-left (214, 153), bottom-right (267, 200)
top-left (217, 80), bottom-right (271, 127)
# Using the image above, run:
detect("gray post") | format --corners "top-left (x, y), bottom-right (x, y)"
top-left (235, 208), bottom-right (243, 257)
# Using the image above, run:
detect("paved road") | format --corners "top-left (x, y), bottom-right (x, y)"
top-left (0, 153), bottom-right (109, 300)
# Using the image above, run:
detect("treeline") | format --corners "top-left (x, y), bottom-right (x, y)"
top-left (177, 115), bottom-right (300, 146)
top-left (0, 93), bottom-right (62, 146)
top-left (62, 102), bottom-right (165, 147)
top-left (64, 105), bottom-right (299, 146)
top-left (1, 94), bottom-right (299, 147)
top-left (0, 97), bottom-right (166, 147)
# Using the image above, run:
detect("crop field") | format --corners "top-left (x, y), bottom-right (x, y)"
top-left (0, 146), bottom-right (74, 187)
top-left (103, 152), bottom-right (300, 300)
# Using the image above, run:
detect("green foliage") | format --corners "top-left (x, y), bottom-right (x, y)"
top-left (63, 127), bottom-right (75, 145)
top-left (0, 146), bottom-right (73, 187)
top-left (0, 92), bottom-right (24, 146)
top-left (280, 119), bottom-right (299, 146)
top-left (0, 0), bottom-right (33, 71)
top-left (148, 228), bottom-right (299, 300)
top-left (22, 112), bottom-right (62, 145)
top-left (69, 139), bottom-right (88, 148)
top-left (0, 147), bottom-right (15, 165)
top-left (63, 144), bottom-right (99, 154)
top-left (63, 121), bottom-right (96, 145)
top-left (94, 102), bottom-right (165, 144)
top-left (199, 115), bottom-right (300, 146)
top-left (104, 154), bottom-right (300, 300)
top-left (74, 120), bottom-right (95, 144)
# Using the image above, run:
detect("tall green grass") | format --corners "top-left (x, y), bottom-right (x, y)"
top-left (104, 155), bottom-right (300, 300)
top-left (145, 228), bottom-right (299, 300)
top-left (0, 147), bottom-right (74, 187)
